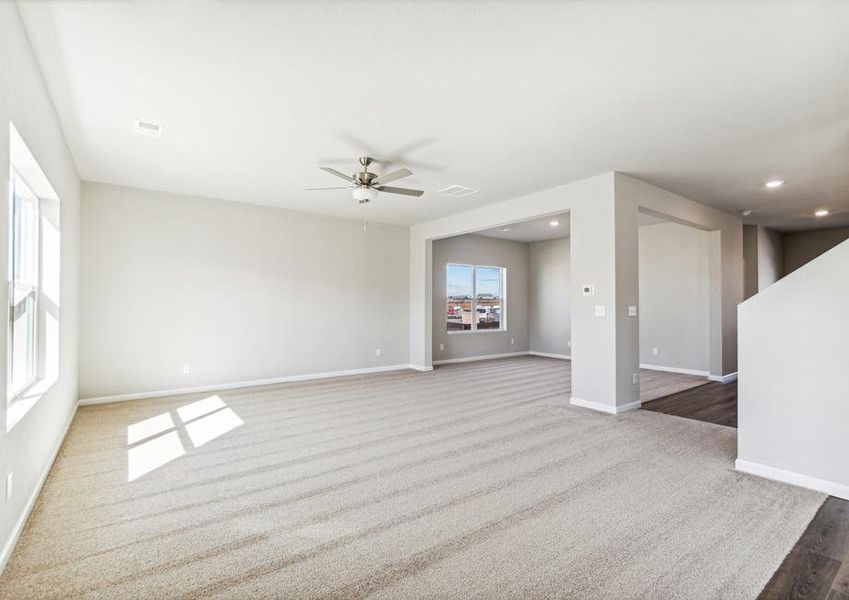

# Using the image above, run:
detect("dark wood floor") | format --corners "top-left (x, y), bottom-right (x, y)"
top-left (641, 380), bottom-right (737, 427)
top-left (642, 382), bottom-right (849, 600)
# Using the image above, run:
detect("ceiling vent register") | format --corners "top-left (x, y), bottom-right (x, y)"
top-left (438, 184), bottom-right (478, 198)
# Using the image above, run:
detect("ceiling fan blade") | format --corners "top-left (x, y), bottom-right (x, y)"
top-left (372, 168), bottom-right (412, 186)
top-left (305, 186), bottom-right (352, 191)
top-left (376, 185), bottom-right (424, 197)
top-left (319, 167), bottom-right (355, 183)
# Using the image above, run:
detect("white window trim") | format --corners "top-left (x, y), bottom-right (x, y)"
top-left (445, 263), bottom-right (507, 335)
top-left (6, 169), bottom-right (59, 431)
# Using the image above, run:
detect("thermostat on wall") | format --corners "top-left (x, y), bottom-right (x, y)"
top-left (582, 285), bottom-right (595, 296)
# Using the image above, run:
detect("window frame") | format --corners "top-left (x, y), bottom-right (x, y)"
top-left (445, 262), bottom-right (507, 335)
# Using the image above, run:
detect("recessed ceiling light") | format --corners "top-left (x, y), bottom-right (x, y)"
top-left (498, 227), bottom-right (512, 232)
top-left (815, 209), bottom-right (830, 217)
top-left (765, 180), bottom-right (784, 189)
top-left (740, 209), bottom-right (753, 217)
top-left (549, 220), bottom-right (560, 227)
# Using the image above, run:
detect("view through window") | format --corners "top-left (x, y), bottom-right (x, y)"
top-left (446, 264), bottom-right (505, 332)
top-left (10, 174), bottom-right (39, 395)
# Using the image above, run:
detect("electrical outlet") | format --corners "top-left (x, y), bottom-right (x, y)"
top-left (182, 364), bottom-right (191, 374)
top-left (594, 305), bottom-right (606, 317)
top-left (510, 338), bottom-right (515, 345)
top-left (439, 343), bottom-right (444, 351)
top-left (375, 348), bottom-right (382, 357)
top-left (652, 347), bottom-right (659, 356)
top-left (5, 473), bottom-right (12, 502)
top-left (628, 305), bottom-right (638, 317)
top-left (632, 372), bottom-right (638, 385)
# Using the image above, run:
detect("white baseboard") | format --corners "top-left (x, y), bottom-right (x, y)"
top-left (432, 351), bottom-right (528, 366)
top-left (708, 371), bottom-right (738, 384)
top-left (0, 400), bottom-right (78, 575)
top-left (79, 364), bottom-right (416, 405)
top-left (639, 363), bottom-right (709, 377)
top-left (735, 459), bottom-right (849, 501)
top-left (407, 364), bottom-right (433, 372)
top-left (528, 351), bottom-right (571, 360)
top-left (569, 396), bottom-right (642, 415)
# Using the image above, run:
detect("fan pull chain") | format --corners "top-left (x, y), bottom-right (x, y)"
top-left (362, 206), bottom-right (368, 233)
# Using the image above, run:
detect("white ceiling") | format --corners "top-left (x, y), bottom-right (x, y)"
top-left (475, 212), bottom-right (668, 243)
top-left (17, 1), bottom-right (849, 229)
top-left (475, 213), bottom-right (572, 243)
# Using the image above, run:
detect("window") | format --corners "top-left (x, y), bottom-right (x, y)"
top-left (7, 123), bottom-right (61, 427)
top-left (446, 263), bottom-right (505, 333)
top-left (10, 174), bottom-right (40, 396)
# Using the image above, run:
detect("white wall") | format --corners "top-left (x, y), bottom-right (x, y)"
top-left (737, 238), bottom-right (849, 500)
top-left (0, 4), bottom-right (81, 571)
top-left (528, 238), bottom-right (570, 357)
top-left (639, 222), bottom-right (710, 374)
top-left (80, 183), bottom-right (410, 399)
top-left (431, 235), bottom-right (528, 362)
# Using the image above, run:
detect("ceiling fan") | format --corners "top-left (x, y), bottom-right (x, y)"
top-left (306, 156), bottom-right (424, 204)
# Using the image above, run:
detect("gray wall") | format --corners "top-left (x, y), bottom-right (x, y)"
top-left (638, 223), bottom-right (711, 373)
top-left (80, 182), bottom-right (410, 399)
top-left (432, 234), bottom-right (529, 361)
top-left (528, 238), bottom-right (570, 356)
top-left (743, 225), bottom-right (758, 300)
top-left (757, 226), bottom-right (784, 290)
top-left (523, 223), bottom-right (713, 374)
top-left (743, 225), bottom-right (784, 300)
top-left (783, 226), bottom-right (849, 275)
top-left (1, 4), bottom-right (81, 570)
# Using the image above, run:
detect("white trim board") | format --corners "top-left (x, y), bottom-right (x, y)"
top-left (432, 352), bottom-right (528, 366)
top-left (0, 401), bottom-right (78, 575)
top-left (569, 396), bottom-right (642, 415)
top-left (79, 364), bottom-right (416, 405)
top-left (639, 364), bottom-right (709, 377)
top-left (736, 459), bottom-right (849, 501)
top-left (527, 351), bottom-right (571, 360)
top-left (708, 372), bottom-right (738, 384)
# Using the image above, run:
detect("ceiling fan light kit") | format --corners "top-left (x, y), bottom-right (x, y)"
top-left (308, 156), bottom-right (424, 205)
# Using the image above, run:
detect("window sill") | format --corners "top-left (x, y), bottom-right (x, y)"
top-left (6, 378), bottom-right (55, 432)
top-left (447, 329), bottom-right (507, 335)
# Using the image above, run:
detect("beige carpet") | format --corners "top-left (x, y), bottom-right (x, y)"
top-left (0, 356), bottom-right (823, 599)
top-left (639, 369), bottom-right (709, 402)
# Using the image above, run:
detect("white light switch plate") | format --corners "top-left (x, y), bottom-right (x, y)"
top-left (594, 305), bottom-right (606, 317)
top-left (628, 305), bottom-right (638, 317)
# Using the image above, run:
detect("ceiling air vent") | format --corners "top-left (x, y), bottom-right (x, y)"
top-left (438, 184), bottom-right (478, 198)
top-left (133, 119), bottom-right (164, 138)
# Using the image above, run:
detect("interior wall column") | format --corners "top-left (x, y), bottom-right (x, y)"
top-left (569, 176), bottom-right (640, 413)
